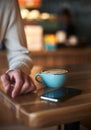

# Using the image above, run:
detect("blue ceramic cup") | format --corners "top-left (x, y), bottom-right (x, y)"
top-left (35, 69), bottom-right (68, 88)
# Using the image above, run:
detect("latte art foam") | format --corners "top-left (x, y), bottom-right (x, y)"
top-left (43, 69), bottom-right (68, 74)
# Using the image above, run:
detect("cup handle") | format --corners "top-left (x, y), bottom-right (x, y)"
top-left (35, 73), bottom-right (43, 84)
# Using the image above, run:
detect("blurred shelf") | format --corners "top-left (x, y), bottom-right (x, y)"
top-left (23, 19), bottom-right (58, 33)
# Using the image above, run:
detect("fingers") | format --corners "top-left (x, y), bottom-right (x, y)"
top-left (12, 76), bottom-right (36, 98)
top-left (1, 73), bottom-right (11, 92)
top-left (9, 69), bottom-right (36, 98)
top-left (1, 69), bottom-right (36, 98)
top-left (10, 70), bottom-right (24, 98)
top-left (20, 77), bottom-right (36, 94)
top-left (24, 82), bottom-right (36, 94)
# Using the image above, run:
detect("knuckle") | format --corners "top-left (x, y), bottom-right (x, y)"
top-left (1, 73), bottom-right (8, 81)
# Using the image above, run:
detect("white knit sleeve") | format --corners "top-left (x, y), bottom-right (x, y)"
top-left (3, 0), bottom-right (33, 75)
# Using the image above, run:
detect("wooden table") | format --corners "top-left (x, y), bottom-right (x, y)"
top-left (1, 63), bottom-right (91, 128)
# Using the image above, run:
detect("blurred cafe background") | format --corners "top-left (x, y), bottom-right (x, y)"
top-left (1, 0), bottom-right (91, 67)
top-left (17, 0), bottom-right (91, 67)
top-left (0, 0), bottom-right (91, 64)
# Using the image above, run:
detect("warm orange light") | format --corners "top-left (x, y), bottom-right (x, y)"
top-left (18, 0), bottom-right (42, 8)
top-left (18, 0), bottom-right (25, 6)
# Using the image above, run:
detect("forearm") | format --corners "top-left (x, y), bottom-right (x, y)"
top-left (3, 0), bottom-right (33, 75)
top-left (7, 49), bottom-right (33, 75)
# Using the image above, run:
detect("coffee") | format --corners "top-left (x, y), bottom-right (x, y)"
top-left (43, 69), bottom-right (68, 74)
top-left (35, 68), bottom-right (68, 88)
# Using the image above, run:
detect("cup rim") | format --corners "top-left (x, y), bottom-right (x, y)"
top-left (41, 68), bottom-right (68, 75)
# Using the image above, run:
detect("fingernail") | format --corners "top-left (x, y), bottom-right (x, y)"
top-left (12, 92), bottom-right (16, 98)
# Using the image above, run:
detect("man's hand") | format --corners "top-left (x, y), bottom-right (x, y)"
top-left (1, 69), bottom-right (36, 98)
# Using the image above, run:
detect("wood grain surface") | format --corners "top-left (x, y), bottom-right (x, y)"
top-left (0, 50), bottom-right (91, 128)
